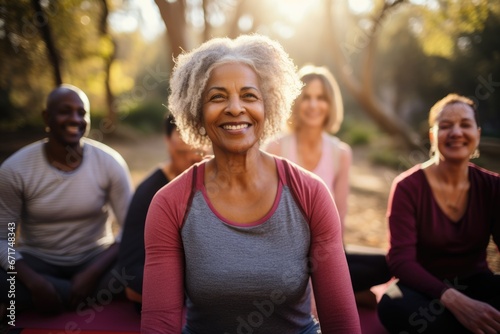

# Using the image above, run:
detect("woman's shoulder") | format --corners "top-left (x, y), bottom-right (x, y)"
top-left (469, 163), bottom-right (499, 178)
top-left (154, 160), bottom-right (205, 201)
top-left (275, 156), bottom-right (328, 193)
top-left (274, 157), bottom-right (335, 221)
top-left (393, 164), bottom-right (425, 187)
top-left (324, 134), bottom-right (352, 156)
top-left (469, 163), bottom-right (500, 190)
top-left (263, 132), bottom-right (293, 155)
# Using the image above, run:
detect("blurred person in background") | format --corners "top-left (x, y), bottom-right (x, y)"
top-left (378, 93), bottom-right (500, 333)
top-left (265, 65), bottom-right (390, 309)
top-left (118, 113), bottom-right (205, 308)
top-left (0, 84), bottom-right (133, 315)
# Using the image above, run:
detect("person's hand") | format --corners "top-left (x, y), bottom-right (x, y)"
top-left (15, 259), bottom-right (63, 314)
top-left (441, 288), bottom-right (500, 334)
top-left (29, 276), bottom-right (64, 314)
top-left (70, 268), bottom-right (99, 309)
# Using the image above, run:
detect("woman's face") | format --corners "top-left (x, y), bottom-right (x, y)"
top-left (296, 78), bottom-right (329, 129)
top-left (432, 102), bottom-right (481, 162)
top-left (202, 62), bottom-right (265, 154)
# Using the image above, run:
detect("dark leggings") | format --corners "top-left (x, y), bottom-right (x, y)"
top-left (0, 252), bottom-right (130, 311)
top-left (346, 252), bottom-right (391, 292)
top-left (377, 272), bottom-right (500, 334)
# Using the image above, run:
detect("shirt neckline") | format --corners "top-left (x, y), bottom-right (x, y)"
top-left (196, 159), bottom-right (284, 227)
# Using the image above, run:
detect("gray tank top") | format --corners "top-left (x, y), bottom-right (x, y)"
top-left (180, 166), bottom-right (320, 333)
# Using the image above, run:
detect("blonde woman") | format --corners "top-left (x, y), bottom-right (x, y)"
top-left (265, 65), bottom-right (390, 307)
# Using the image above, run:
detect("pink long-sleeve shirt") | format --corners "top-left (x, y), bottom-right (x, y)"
top-left (142, 157), bottom-right (361, 333)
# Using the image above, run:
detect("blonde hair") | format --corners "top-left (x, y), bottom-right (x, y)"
top-left (168, 34), bottom-right (303, 148)
top-left (288, 65), bottom-right (344, 134)
top-left (428, 93), bottom-right (479, 127)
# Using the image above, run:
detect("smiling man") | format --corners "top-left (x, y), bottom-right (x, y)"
top-left (0, 84), bottom-right (133, 316)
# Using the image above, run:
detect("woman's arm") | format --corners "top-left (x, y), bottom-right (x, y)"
top-left (441, 173), bottom-right (500, 333)
top-left (386, 176), bottom-right (449, 298)
top-left (307, 179), bottom-right (361, 333)
top-left (441, 288), bottom-right (500, 333)
top-left (141, 174), bottom-right (192, 333)
top-left (332, 142), bottom-right (351, 231)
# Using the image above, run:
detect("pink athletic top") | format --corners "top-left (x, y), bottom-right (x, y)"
top-left (141, 157), bottom-right (361, 333)
top-left (278, 133), bottom-right (339, 195)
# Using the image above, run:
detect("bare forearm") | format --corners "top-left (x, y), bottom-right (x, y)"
top-left (441, 288), bottom-right (500, 333)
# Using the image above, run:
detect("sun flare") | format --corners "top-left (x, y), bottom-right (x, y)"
top-left (347, 0), bottom-right (373, 14)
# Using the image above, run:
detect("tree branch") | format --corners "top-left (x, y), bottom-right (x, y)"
top-left (31, 0), bottom-right (62, 86)
top-left (155, 0), bottom-right (188, 62)
top-left (100, 0), bottom-right (118, 123)
top-left (324, 0), bottom-right (421, 148)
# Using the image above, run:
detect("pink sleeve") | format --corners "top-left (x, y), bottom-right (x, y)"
top-left (141, 168), bottom-right (194, 333)
top-left (386, 171), bottom-right (449, 299)
top-left (282, 160), bottom-right (361, 333)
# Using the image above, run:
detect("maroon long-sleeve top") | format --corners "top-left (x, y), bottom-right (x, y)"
top-left (386, 163), bottom-right (500, 299)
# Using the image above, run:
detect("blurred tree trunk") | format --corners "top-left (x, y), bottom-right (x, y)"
top-left (31, 0), bottom-right (62, 86)
top-left (99, 0), bottom-right (118, 124)
top-left (203, 0), bottom-right (212, 41)
top-left (324, 0), bottom-right (421, 149)
top-left (155, 0), bottom-right (188, 68)
top-left (227, 0), bottom-right (247, 38)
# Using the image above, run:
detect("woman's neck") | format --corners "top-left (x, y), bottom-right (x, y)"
top-left (207, 147), bottom-right (269, 187)
top-left (431, 158), bottom-right (469, 186)
top-left (295, 126), bottom-right (324, 146)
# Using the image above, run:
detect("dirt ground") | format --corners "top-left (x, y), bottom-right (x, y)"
top-left (1, 128), bottom-right (498, 272)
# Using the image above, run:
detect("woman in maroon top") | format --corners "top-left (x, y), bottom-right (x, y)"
top-left (378, 94), bottom-right (500, 333)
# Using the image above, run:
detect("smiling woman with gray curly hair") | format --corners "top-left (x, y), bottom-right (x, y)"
top-left (142, 34), bottom-right (361, 334)
top-left (168, 34), bottom-right (302, 149)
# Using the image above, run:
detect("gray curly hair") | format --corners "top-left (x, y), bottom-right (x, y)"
top-left (168, 34), bottom-right (303, 148)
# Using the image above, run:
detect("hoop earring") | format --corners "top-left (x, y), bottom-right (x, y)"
top-left (199, 127), bottom-right (206, 136)
top-left (470, 148), bottom-right (480, 159)
top-left (429, 146), bottom-right (436, 159)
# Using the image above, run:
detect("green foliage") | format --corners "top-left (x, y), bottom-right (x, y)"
top-left (120, 99), bottom-right (168, 134)
top-left (0, 1), bottom-right (106, 126)
top-left (1, 0), bottom-right (500, 142)
top-left (416, 0), bottom-right (490, 58)
top-left (370, 148), bottom-right (406, 170)
top-left (338, 117), bottom-right (377, 146)
top-left (374, 2), bottom-right (500, 139)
